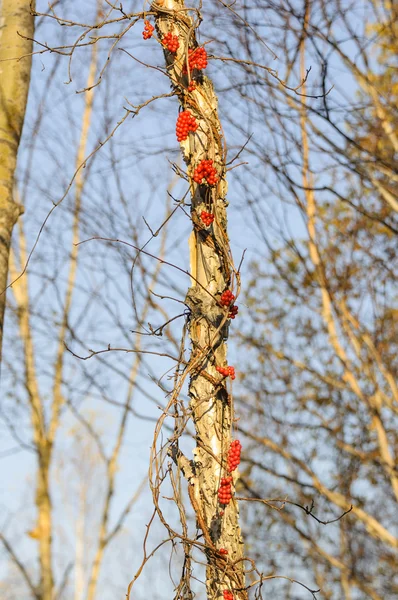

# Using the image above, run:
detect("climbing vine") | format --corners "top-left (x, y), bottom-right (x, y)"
top-left (139, 3), bottom-right (247, 599)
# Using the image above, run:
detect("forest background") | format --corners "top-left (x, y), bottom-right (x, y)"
top-left (1, 1), bottom-right (397, 600)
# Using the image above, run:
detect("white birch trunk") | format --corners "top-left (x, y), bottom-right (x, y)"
top-left (0, 0), bottom-right (35, 366)
top-left (154, 3), bottom-right (246, 599)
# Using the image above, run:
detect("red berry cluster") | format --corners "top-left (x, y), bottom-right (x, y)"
top-left (201, 211), bottom-right (214, 226)
top-left (219, 548), bottom-right (228, 555)
top-left (228, 305), bottom-right (238, 319)
top-left (218, 476), bottom-right (233, 504)
top-left (176, 111), bottom-right (198, 142)
top-left (227, 440), bottom-right (242, 472)
top-left (216, 365), bottom-right (236, 380)
top-left (188, 81), bottom-right (196, 92)
top-left (223, 592), bottom-right (234, 600)
top-left (220, 290), bottom-right (235, 307)
top-left (142, 20), bottom-right (154, 40)
top-left (183, 47), bottom-right (208, 72)
top-left (193, 159), bottom-right (218, 185)
top-left (162, 31), bottom-right (179, 52)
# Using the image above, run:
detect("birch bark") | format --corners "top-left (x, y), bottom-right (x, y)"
top-left (154, 3), bottom-right (246, 598)
top-left (0, 0), bottom-right (34, 365)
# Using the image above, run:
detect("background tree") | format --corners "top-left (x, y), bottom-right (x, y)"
top-left (215, 1), bottom-right (398, 598)
top-left (0, 0), bottom-right (35, 363)
top-left (2, 2), bottom-right (178, 598)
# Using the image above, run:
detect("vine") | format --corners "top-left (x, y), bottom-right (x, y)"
top-left (143, 3), bottom-right (246, 598)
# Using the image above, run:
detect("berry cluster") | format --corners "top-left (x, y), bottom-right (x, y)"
top-left (162, 31), bottom-right (179, 53)
top-left (216, 365), bottom-right (236, 380)
top-left (219, 548), bottom-right (228, 555)
top-left (228, 305), bottom-right (238, 319)
top-left (176, 111), bottom-right (198, 142)
top-left (183, 47), bottom-right (208, 72)
top-left (227, 440), bottom-right (242, 472)
top-left (218, 476), bottom-right (233, 504)
top-left (187, 81), bottom-right (196, 92)
top-left (220, 290), bottom-right (235, 307)
top-left (142, 20), bottom-right (154, 40)
top-left (201, 211), bottom-right (214, 226)
top-left (193, 159), bottom-right (218, 186)
top-left (223, 592), bottom-right (234, 600)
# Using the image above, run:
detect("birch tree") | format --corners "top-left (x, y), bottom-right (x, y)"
top-left (0, 0), bottom-right (34, 365)
top-left (148, 4), bottom-right (246, 599)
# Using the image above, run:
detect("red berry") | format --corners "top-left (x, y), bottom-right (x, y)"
top-left (142, 20), bottom-right (154, 39)
top-left (218, 476), bottom-right (233, 505)
top-left (216, 366), bottom-right (229, 378)
top-left (183, 46), bottom-right (208, 73)
top-left (220, 290), bottom-right (235, 307)
top-left (228, 305), bottom-right (238, 319)
top-left (200, 210), bottom-right (214, 226)
top-left (162, 31), bottom-right (179, 53)
top-left (227, 366), bottom-right (235, 380)
top-left (176, 110), bottom-right (198, 142)
top-left (193, 158), bottom-right (218, 186)
top-left (227, 440), bottom-right (241, 472)
top-left (216, 365), bottom-right (235, 380)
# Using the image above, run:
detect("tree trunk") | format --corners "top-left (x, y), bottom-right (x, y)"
top-left (154, 3), bottom-right (246, 599)
top-left (36, 452), bottom-right (54, 600)
top-left (0, 0), bottom-right (35, 366)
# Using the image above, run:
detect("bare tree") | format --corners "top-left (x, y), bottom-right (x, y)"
top-left (0, 0), bottom-right (34, 364)
top-left (2, 3), bottom-right (176, 598)
top-left (211, 1), bottom-right (398, 597)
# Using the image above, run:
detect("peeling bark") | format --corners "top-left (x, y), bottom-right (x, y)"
top-left (154, 3), bottom-right (246, 599)
top-left (0, 0), bottom-right (35, 366)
